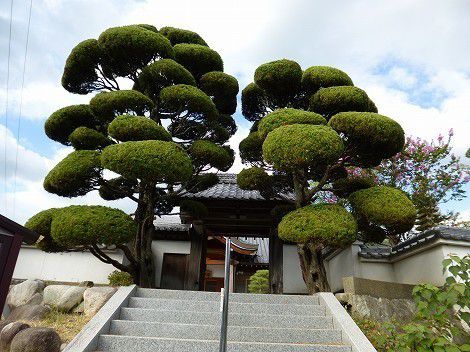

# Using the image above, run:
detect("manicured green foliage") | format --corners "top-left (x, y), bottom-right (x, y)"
top-left (254, 59), bottom-right (302, 101)
top-left (61, 39), bottom-right (103, 94)
top-left (310, 86), bottom-right (376, 118)
top-left (237, 167), bottom-right (271, 191)
top-left (206, 123), bottom-right (232, 144)
top-left (134, 59), bottom-right (196, 101)
top-left (108, 270), bottom-right (134, 286)
top-left (241, 83), bottom-right (267, 122)
top-left (98, 25), bottom-right (174, 78)
top-left (262, 124), bottom-right (344, 171)
top-left (349, 186), bottom-right (416, 235)
top-left (45, 105), bottom-right (96, 145)
top-left (189, 139), bottom-right (233, 171)
top-left (213, 95), bottom-right (237, 115)
top-left (137, 24), bottom-right (159, 33)
top-left (185, 173), bottom-right (219, 193)
top-left (159, 84), bottom-right (218, 121)
top-left (248, 270), bottom-right (270, 294)
top-left (108, 115), bottom-right (172, 142)
top-left (159, 26), bottom-right (208, 46)
top-left (50, 205), bottom-right (135, 247)
top-left (173, 44), bottom-right (223, 79)
top-left (25, 208), bottom-right (59, 238)
top-left (329, 112), bottom-right (405, 162)
top-left (99, 177), bottom-right (137, 201)
top-left (90, 90), bottom-right (154, 123)
top-left (68, 127), bottom-right (111, 150)
top-left (333, 176), bottom-right (375, 198)
top-left (101, 140), bottom-right (193, 183)
top-left (301, 66), bottom-right (353, 96)
top-left (44, 150), bottom-right (102, 197)
top-left (180, 199), bottom-right (209, 219)
top-left (278, 203), bottom-right (357, 246)
top-left (199, 71), bottom-right (239, 98)
top-left (218, 114), bottom-right (237, 136)
top-left (239, 132), bottom-right (264, 164)
top-left (257, 108), bottom-right (326, 138)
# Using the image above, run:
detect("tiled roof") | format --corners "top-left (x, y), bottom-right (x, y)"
top-left (154, 216), bottom-right (190, 233)
top-left (359, 226), bottom-right (470, 260)
top-left (183, 173), bottom-right (291, 201)
top-left (236, 237), bottom-right (269, 264)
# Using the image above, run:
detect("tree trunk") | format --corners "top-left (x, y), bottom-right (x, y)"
top-left (133, 181), bottom-right (157, 288)
top-left (297, 242), bottom-right (330, 294)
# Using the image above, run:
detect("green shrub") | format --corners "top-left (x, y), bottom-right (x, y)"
top-left (356, 255), bottom-right (470, 351)
top-left (301, 66), bottom-right (354, 96)
top-left (248, 270), bottom-right (270, 294)
top-left (254, 59), bottom-right (302, 99)
top-left (108, 115), bottom-right (172, 142)
top-left (173, 44), bottom-right (223, 79)
top-left (108, 270), bottom-right (133, 286)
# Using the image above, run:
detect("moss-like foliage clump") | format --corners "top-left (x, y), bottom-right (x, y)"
top-left (241, 83), bottom-right (267, 122)
top-left (99, 177), bottom-right (137, 201)
top-left (68, 127), bottom-right (111, 150)
top-left (108, 115), bottom-right (172, 142)
top-left (329, 112), bottom-right (405, 162)
top-left (160, 84), bottom-right (218, 121)
top-left (349, 186), bottom-right (416, 234)
top-left (180, 200), bottom-right (209, 219)
top-left (189, 140), bottom-right (233, 171)
top-left (137, 24), bottom-right (159, 33)
top-left (50, 205), bottom-right (135, 247)
top-left (173, 44), bottom-right (223, 79)
top-left (185, 173), bottom-right (219, 193)
top-left (44, 150), bottom-right (102, 197)
top-left (262, 124), bottom-right (344, 171)
top-left (101, 140), bottom-right (192, 183)
top-left (254, 59), bottom-right (302, 100)
top-left (108, 270), bottom-right (134, 286)
top-left (45, 105), bottom-right (96, 145)
top-left (134, 59), bottom-right (196, 101)
top-left (25, 208), bottom-right (59, 238)
top-left (237, 167), bottom-right (271, 191)
top-left (200, 71), bottom-right (239, 98)
top-left (310, 86), bottom-right (376, 118)
top-left (61, 39), bottom-right (102, 94)
top-left (90, 90), bottom-right (154, 123)
top-left (278, 203), bottom-right (357, 246)
top-left (98, 25), bottom-right (174, 78)
top-left (159, 26), bottom-right (208, 46)
top-left (239, 132), bottom-right (264, 164)
top-left (248, 270), bottom-right (270, 294)
top-left (301, 66), bottom-right (353, 96)
top-left (333, 176), bottom-right (375, 198)
top-left (258, 108), bottom-right (327, 138)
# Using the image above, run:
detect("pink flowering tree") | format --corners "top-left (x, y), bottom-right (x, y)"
top-left (375, 130), bottom-right (470, 232)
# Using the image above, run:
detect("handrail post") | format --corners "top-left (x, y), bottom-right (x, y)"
top-left (219, 236), bottom-right (231, 352)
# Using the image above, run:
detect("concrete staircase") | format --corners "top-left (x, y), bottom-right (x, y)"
top-left (94, 288), bottom-right (356, 352)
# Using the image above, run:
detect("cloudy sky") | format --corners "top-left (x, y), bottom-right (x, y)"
top-left (0, 0), bottom-right (469, 224)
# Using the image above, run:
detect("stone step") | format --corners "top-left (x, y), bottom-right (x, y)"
top-left (136, 288), bottom-right (318, 305)
top-left (98, 335), bottom-right (351, 352)
top-left (127, 297), bottom-right (325, 316)
top-left (119, 307), bottom-right (334, 329)
top-left (109, 320), bottom-right (343, 344)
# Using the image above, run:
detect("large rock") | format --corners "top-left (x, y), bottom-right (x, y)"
top-left (83, 287), bottom-right (117, 316)
top-left (10, 327), bottom-right (61, 352)
top-left (7, 304), bottom-right (50, 322)
top-left (0, 322), bottom-right (30, 351)
top-left (6, 280), bottom-right (45, 309)
top-left (336, 293), bottom-right (416, 322)
top-left (43, 285), bottom-right (86, 312)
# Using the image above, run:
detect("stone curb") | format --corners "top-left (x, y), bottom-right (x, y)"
top-left (63, 285), bottom-right (136, 352)
top-left (317, 292), bottom-right (377, 352)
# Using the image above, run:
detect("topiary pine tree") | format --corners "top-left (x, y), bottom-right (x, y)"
top-left (237, 61), bottom-right (416, 293)
top-left (25, 25), bottom-right (239, 287)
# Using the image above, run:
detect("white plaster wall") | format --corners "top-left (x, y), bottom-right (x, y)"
top-left (393, 243), bottom-right (469, 286)
top-left (325, 247), bottom-right (354, 293)
top-left (13, 246), bottom-right (124, 284)
top-left (207, 264), bottom-right (224, 278)
top-left (152, 240), bottom-right (190, 287)
top-left (283, 244), bottom-right (308, 294)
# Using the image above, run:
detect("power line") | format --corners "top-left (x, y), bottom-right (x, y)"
top-left (4, 0), bottom-right (14, 215)
top-left (13, 0), bottom-right (34, 217)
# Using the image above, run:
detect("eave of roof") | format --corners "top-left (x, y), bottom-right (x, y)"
top-left (0, 214), bottom-right (39, 244)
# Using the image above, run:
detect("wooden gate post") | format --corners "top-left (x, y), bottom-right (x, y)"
top-left (269, 229), bottom-right (283, 294)
top-left (0, 233), bottom-right (23, 313)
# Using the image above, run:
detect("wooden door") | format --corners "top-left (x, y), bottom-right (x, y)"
top-left (204, 277), bottom-right (224, 292)
top-left (0, 232), bottom-right (21, 313)
top-left (160, 253), bottom-right (188, 290)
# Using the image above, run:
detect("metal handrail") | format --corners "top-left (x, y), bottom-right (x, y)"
top-left (219, 236), bottom-right (231, 352)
